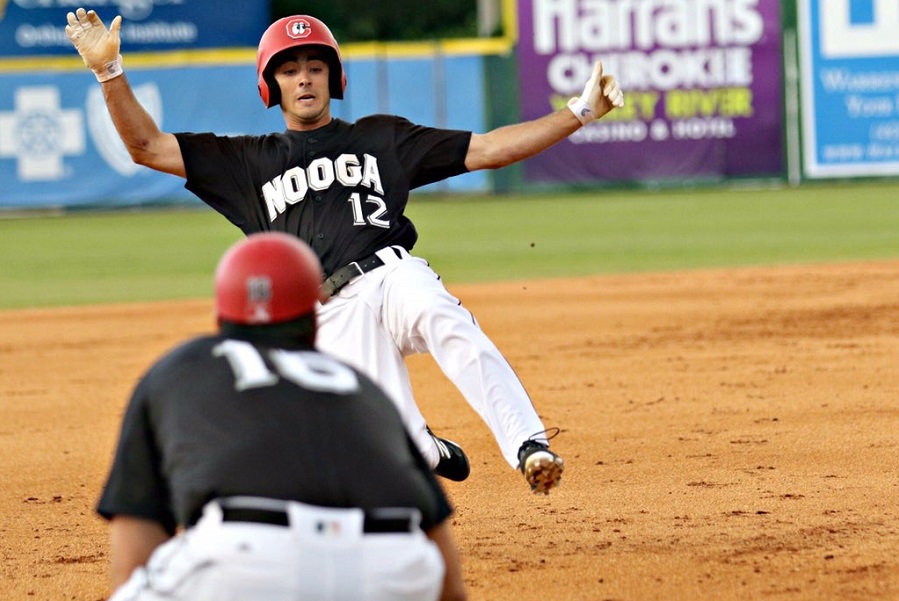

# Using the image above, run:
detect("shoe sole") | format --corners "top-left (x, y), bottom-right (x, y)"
top-left (524, 451), bottom-right (564, 494)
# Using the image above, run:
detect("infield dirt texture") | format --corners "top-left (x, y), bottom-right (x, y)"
top-left (2, 260), bottom-right (898, 600)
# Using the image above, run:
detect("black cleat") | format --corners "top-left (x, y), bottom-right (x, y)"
top-left (428, 427), bottom-right (471, 481)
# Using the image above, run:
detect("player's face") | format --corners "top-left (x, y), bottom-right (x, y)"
top-left (273, 49), bottom-right (332, 130)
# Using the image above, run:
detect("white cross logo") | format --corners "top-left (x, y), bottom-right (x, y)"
top-left (0, 86), bottom-right (85, 181)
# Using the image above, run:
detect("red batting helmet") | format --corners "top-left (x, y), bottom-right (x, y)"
top-left (256, 15), bottom-right (347, 108)
top-left (215, 232), bottom-right (323, 325)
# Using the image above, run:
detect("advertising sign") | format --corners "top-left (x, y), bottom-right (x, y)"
top-left (0, 66), bottom-right (280, 208)
top-left (516, 0), bottom-right (785, 183)
top-left (799, 0), bottom-right (899, 177)
top-left (0, 55), bottom-right (489, 209)
top-left (0, 0), bottom-right (269, 56)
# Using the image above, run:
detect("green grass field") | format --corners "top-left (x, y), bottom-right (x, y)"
top-left (1, 181), bottom-right (897, 310)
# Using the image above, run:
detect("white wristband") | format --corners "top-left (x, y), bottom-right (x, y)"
top-left (567, 96), bottom-right (595, 126)
top-left (93, 55), bottom-right (124, 82)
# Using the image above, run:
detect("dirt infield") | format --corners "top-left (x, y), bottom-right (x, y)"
top-left (2, 261), bottom-right (898, 601)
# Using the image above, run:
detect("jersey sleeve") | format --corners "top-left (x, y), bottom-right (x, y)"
top-left (381, 117), bottom-right (472, 190)
top-left (350, 368), bottom-right (454, 529)
top-left (405, 432), bottom-right (454, 529)
top-left (96, 374), bottom-right (177, 535)
top-left (175, 132), bottom-right (269, 232)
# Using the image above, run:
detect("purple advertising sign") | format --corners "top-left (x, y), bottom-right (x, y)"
top-left (516, 0), bottom-right (784, 183)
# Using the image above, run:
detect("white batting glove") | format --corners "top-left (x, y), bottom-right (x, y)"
top-left (567, 60), bottom-right (625, 126)
top-left (65, 8), bottom-right (124, 83)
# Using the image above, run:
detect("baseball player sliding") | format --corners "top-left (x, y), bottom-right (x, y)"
top-left (98, 232), bottom-right (466, 601)
top-left (66, 8), bottom-right (624, 494)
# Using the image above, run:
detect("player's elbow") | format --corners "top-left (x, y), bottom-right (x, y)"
top-left (127, 144), bottom-right (154, 166)
top-left (466, 154), bottom-right (506, 172)
top-left (126, 136), bottom-right (186, 177)
top-left (464, 144), bottom-right (504, 171)
top-left (465, 132), bottom-right (522, 171)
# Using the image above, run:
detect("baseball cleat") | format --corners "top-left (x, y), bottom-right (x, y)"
top-left (518, 440), bottom-right (564, 494)
top-left (428, 427), bottom-right (471, 481)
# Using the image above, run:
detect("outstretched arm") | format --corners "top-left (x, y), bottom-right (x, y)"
top-left (465, 60), bottom-right (624, 171)
top-left (66, 8), bottom-right (185, 177)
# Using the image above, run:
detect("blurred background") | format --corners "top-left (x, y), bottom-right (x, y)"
top-left (1, 0), bottom-right (897, 210)
top-left (269, 0), bottom-right (485, 40)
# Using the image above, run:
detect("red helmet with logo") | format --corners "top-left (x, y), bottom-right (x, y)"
top-left (215, 232), bottom-right (323, 326)
top-left (256, 15), bottom-right (347, 108)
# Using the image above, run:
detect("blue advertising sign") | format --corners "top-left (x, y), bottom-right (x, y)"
top-left (0, 55), bottom-right (488, 209)
top-left (0, 65), bottom-right (281, 208)
top-left (799, 0), bottom-right (899, 177)
top-left (0, 0), bottom-right (269, 56)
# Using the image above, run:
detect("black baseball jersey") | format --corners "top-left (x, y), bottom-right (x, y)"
top-left (175, 116), bottom-right (472, 276)
top-left (97, 334), bottom-right (452, 535)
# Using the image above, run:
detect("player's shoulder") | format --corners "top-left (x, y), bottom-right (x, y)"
top-left (176, 131), bottom-right (287, 157)
top-left (131, 335), bottom-right (220, 397)
top-left (148, 335), bottom-right (220, 371)
top-left (355, 114), bottom-right (412, 124)
top-left (351, 114), bottom-right (416, 132)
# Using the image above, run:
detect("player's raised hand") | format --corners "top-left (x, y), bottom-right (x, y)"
top-left (567, 60), bottom-right (625, 126)
top-left (65, 7), bottom-right (124, 82)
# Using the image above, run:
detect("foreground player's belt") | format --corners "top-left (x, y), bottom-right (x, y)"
top-left (321, 247), bottom-right (403, 298)
top-left (220, 505), bottom-right (419, 534)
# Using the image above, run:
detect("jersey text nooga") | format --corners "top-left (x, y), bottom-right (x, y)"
top-left (262, 153), bottom-right (384, 221)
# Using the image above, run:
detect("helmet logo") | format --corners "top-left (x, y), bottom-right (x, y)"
top-left (286, 18), bottom-right (312, 39)
top-left (246, 276), bottom-right (273, 323)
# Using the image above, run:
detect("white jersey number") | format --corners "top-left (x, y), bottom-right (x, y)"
top-left (213, 340), bottom-right (360, 395)
top-left (348, 192), bottom-right (390, 228)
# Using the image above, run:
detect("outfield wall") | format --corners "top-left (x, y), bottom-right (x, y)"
top-left (2, 0), bottom-right (898, 210)
top-left (0, 48), bottom-right (492, 208)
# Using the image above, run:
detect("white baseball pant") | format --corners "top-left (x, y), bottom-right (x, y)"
top-left (109, 498), bottom-right (443, 601)
top-left (316, 246), bottom-right (548, 469)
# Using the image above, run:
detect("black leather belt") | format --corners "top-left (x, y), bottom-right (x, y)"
top-left (221, 506), bottom-right (417, 534)
top-left (321, 248), bottom-right (403, 299)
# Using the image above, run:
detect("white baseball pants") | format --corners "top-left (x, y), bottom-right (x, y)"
top-left (316, 246), bottom-right (548, 469)
top-left (109, 498), bottom-right (443, 601)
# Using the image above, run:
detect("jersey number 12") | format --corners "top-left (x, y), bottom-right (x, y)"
top-left (347, 192), bottom-right (390, 228)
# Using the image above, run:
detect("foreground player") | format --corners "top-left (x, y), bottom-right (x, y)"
top-left (97, 232), bottom-right (465, 601)
top-left (66, 8), bottom-right (624, 494)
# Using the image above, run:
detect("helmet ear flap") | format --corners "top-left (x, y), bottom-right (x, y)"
top-left (259, 74), bottom-right (281, 108)
top-left (324, 46), bottom-right (346, 100)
